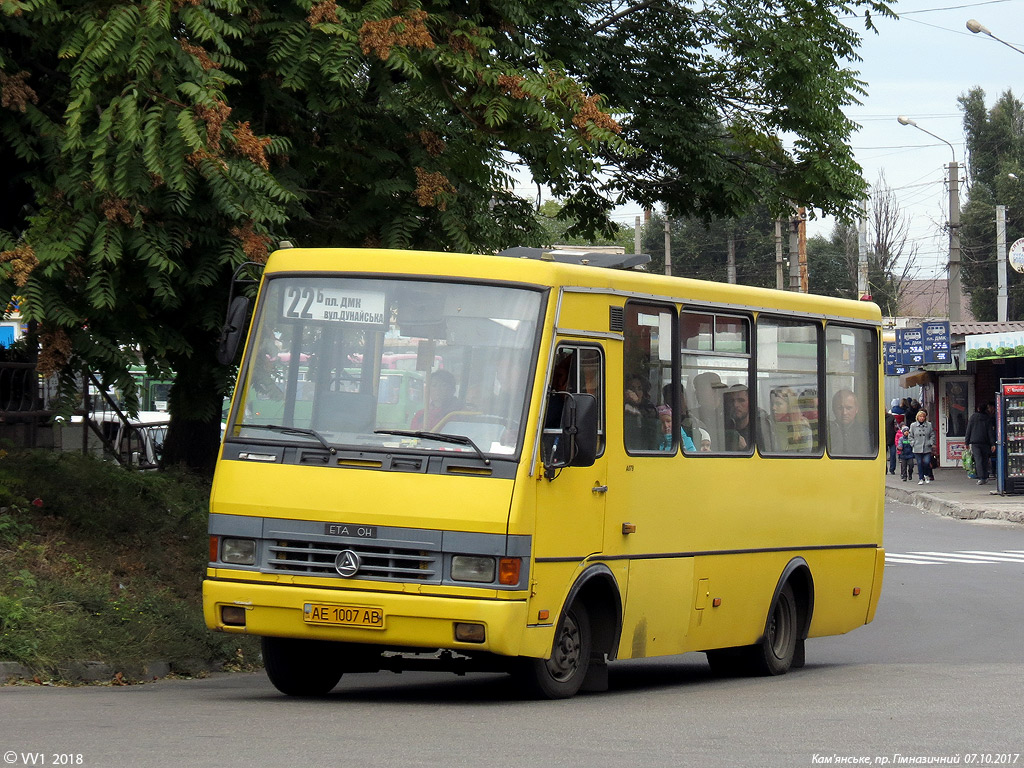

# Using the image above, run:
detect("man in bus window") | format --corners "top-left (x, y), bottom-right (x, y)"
top-left (723, 385), bottom-right (774, 452)
top-left (829, 388), bottom-right (869, 455)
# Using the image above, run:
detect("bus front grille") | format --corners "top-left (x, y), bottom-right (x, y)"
top-left (266, 540), bottom-right (440, 582)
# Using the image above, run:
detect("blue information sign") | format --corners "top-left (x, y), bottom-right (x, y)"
top-left (922, 320), bottom-right (951, 364)
top-left (896, 327), bottom-right (925, 366)
top-left (883, 342), bottom-right (908, 376)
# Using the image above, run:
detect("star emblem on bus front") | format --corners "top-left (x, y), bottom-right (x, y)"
top-left (335, 549), bottom-right (361, 578)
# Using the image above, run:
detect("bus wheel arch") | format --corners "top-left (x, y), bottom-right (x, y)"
top-left (518, 565), bottom-right (622, 699)
top-left (755, 558), bottom-right (814, 676)
top-left (706, 558), bottom-right (814, 678)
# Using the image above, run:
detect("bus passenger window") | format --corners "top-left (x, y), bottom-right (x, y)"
top-left (680, 310), bottom-right (751, 454)
top-left (624, 304), bottom-right (675, 454)
top-left (825, 325), bottom-right (878, 457)
top-left (756, 317), bottom-right (820, 455)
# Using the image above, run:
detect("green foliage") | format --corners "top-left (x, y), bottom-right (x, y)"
top-left (0, 450), bottom-right (258, 678)
top-left (1, 0), bottom-right (892, 470)
top-left (959, 88), bottom-right (1024, 321)
top-left (641, 209), bottom-right (779, 288)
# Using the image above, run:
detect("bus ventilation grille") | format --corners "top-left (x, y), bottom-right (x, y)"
top-left (266, 540), bottom-right (440, 582)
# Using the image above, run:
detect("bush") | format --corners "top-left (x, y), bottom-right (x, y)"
top-left (0, 448), bottom-right (259, 680)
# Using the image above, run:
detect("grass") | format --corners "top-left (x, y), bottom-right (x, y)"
top-left (0, 447), bottom-right (259, 682)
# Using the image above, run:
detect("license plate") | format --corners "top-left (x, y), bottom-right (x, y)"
top-left (303, 603), bottom-right (385, 629)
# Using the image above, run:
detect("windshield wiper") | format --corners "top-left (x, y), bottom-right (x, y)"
top-left (374, 429), bottom-right (490, 465)
top-left (243, 424), bottom-right (338, 455)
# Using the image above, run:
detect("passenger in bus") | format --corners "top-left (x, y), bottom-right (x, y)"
top-left (658, 384), bottom-right (703, 452)
top-left (769, 387), bottom-right (813, 452)
top-left (411, 369), bottom-right (459, 430)
top-left (828, 388), bottom-right (870, 455)
top-left (723, 384), bottom-right (774, 452)
top-left (625, 373), bottom-right (660, 450)
top-left (697, 427), bottom-right (712, 452)
top-left (692, 371), bottom-right (724, 447)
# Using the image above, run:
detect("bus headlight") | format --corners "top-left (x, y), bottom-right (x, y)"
top-left (451, 555), bottom-right (495, 583)
top-left (221, 538), bottom-right (257, 565)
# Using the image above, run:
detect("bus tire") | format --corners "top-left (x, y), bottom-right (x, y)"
top-left (518, 605), bottom-right (592, 699)
top-left (750, 581), bottom-right (798, 676)
top-left (261, 636), bottom-right (345, 696)
top-left (706, 582), bottom-right (799, 678)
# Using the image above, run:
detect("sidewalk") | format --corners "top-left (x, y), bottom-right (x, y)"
top-left (885, 466), bottom-right (1024, 524)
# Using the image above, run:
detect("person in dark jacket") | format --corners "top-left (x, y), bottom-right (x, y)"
top-left (965, 403), bottom-right (996, 485)
top-left (885, 405), bottom-right (898, 474)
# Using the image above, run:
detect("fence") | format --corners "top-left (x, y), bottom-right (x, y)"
top-left (0, 362), bottom-right (168, 469)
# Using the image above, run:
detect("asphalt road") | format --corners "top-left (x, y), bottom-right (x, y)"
top-left (2, 498), bottom-right (1023, 768)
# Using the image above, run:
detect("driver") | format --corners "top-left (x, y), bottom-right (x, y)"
top-left (411, 369), bottom-right (459, 430)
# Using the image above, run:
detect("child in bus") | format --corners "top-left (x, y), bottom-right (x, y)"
top-left (897, 423), bottom-right (915, 482)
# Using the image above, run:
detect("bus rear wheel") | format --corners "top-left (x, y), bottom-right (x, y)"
top-left (518, 605), bottom-right (592, 699)
top-left (748, 581), bottom-right (799, 676)
top-left (706, 582), bottom-right (799, 677)
top-left (261, 636), bottom-right (345, 696)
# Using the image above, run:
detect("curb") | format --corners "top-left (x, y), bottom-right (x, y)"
top-left (885, 485), bottom-right (1024, 524)
top-left (0, 658), bottom-right (224, 685)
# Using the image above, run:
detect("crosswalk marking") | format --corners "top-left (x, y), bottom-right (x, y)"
top-left (885, 550), bottom-right (1024, 566)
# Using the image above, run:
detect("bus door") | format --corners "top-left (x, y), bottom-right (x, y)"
top-left (531, 344), bottom-right (608, 607)
top-left (605, 302), bottom-right (694, 659)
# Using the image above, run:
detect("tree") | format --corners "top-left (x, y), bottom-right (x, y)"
top-left (958, 87), bottom-right (1024, 321)
top-left (1, 0), bottom-right (893, 472)
top-left (641, 208), bottom-right (778, 287)
top-left (805, 174), bottom-right (917, 311)
top-left (536, 201), bottom-right (635, 252)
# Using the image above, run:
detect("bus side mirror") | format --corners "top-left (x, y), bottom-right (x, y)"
top-left (569, 393), bottom-right (598, 467)
top-left (543, 392), bottom-right (599, 478)
top-left (216, 296), bottom-right (251, 366)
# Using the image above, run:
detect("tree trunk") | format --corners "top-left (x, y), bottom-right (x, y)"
top-left (161, 336), bottom-right (231, 475)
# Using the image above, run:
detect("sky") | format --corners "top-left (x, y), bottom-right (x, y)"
top-left (514, 0), bottom-right (1024, 278)
top-left (828, 0), bottom-right (1024, 278)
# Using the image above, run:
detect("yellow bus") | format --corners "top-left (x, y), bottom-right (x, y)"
top-left (204, 246), bottom-right (884, 699)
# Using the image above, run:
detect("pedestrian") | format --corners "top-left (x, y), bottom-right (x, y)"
top-left (986, 402), bottom-right (998, 479)
top-left (909, 408), bottom-right (935, 485)
top-left (885, 404), bottom-right (898, 474)
top-left (965, 403), bottom-right (996, 485)
top-left (892, 397), bottom-right (906, 427)
top-left (897, 424), bottom-right (915, 481)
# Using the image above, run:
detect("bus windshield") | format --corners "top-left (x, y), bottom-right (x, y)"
top-left (228, 276), bottom-right (544, 458)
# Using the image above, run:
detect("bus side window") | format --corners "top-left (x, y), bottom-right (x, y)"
top-left (825, 325), bottom-right (878, 457)
top-left (543, 345), bottom-right (606, 460)
top-left (623, 303), bottom-right (675, 454)
top-left (756, 317), bottom-right (820, 455)
top-left (680, 310), bottom-right (751, 454)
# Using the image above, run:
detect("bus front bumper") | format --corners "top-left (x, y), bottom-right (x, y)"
top-left (203, 576), bottom-right (532, 658)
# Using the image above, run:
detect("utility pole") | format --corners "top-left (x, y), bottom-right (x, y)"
top-left (798, 207), bottom-right (808, 293)
top-left (949, 161), bottom-right (962, 322)
top-left (997, 205), bottom-right (1008, 322)
top-left (789, 214), bottom-right (800, 292)
top-left (775, 219), bottom-right (784, 290)
top-left (664, 218), bottom-right (671, 277)
top-left (857, 201), bottom-right (869, 300)
top-left (634, 215), bottom-right (641, 257)
top-left (727, 230), bottom-right (737, 284)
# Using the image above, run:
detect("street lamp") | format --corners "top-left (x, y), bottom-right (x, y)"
top-left (897, 116), bottom-right (962, 322)
top-left (966, 19), bottom-right (1024, 57)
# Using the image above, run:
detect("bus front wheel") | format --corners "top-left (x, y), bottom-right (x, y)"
top-left (518, 605), bottom-right (592, 699)
top-left (261, 636), bottom-right (345, 696)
